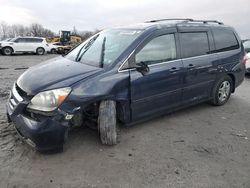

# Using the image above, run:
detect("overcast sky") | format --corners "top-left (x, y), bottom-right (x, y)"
top-left (0, 0), bottom-right (249, 38)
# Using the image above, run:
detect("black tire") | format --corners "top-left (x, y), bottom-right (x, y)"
top-left (36, 47), bottom-right (45, 55)
top-left (3, 47), bottom-right (13, 56)
top-left (98, 100), bottom-right (117, 145)
top-left (51, 48), bottom-right (57, 54)
top-left (210, 75), bottom-right (233, 106)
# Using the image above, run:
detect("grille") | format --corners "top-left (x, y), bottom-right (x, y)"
top-left (8, 84), bottom-right (23, 111)
top-left (15, 84), bottom-right (29, 99)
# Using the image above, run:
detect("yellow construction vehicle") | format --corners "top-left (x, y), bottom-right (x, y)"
top-left (46, 31), bottom-right (82, 53)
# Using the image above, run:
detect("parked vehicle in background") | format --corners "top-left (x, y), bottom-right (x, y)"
top-left (245, 52), bottom-right (250, 74)
top-left (0, 37), bottom-right (49, 55)
top-left (47, 31), bottom-right (82, 54)
top-left (6, 19), bottom-right (246, 152)
top-left (243, 39), bottom-right (250, 53)
top-left (55, 42), bottom-right (72, 54)
top-left (46, 31), bottom-right (82, 44)
top-left (48, 42), bottom-right (65, 54)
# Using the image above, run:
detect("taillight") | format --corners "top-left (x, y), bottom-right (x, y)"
top-left (243, 55), bottom-right (248, 65)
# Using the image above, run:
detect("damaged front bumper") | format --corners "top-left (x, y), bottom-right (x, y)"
top-left (6, 85), bottom-right (70, 151)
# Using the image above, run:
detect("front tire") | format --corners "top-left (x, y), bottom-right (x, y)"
top-left (98, 100), bottom-right (117, 145)
top-left (36, 47), bottom-right (45, 55)
top-left (3, 47), bottom-right (13, 56)
top-left (210, 75), bottom-right (233, 106)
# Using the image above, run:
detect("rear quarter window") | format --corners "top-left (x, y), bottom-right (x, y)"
top-left (212, 28), bottom-right (239, 52)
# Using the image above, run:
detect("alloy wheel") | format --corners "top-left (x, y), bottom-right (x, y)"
top-left (218, 81), bottom-right (231, 102)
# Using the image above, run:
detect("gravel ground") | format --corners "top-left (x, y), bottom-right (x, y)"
top-left (0, 54), bottom-right (250, 188)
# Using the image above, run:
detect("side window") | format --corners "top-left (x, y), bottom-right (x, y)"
top-left (212, 28), bottom-right (239, 52)
top-left (30, 38), bottom-right (39, 43)
top-left (36, 39), bottom-right (43, 43)
top-left (14, 38), bottom-right (21, 43)
top-left (135, 34), bottom-right (177, 65)
top-left (21, 38), bottom-right (29, 43)
top-left (25, 38), bottom-right (33, 43)
top-left (180, 32), bottom-right (210, 58)
top-left (15, 38), bottom-right (26, 43)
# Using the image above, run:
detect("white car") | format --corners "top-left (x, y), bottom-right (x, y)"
top-left (48, 42), bottom-right (64, 54)
top-left (0, 37), bottom-right (49, 55)
top-left (245, 52), bottom-right (250, 74)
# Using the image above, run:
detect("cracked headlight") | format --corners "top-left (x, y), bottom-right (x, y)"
top-left (27, 87), bottom-right (71, 112)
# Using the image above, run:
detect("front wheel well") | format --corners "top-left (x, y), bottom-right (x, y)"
top-left (73, 99), bottom-right (129, 128)
top-left (3, 46), bottom-right (14, 52)
top-left (36, 47), bottom-right (45, 51)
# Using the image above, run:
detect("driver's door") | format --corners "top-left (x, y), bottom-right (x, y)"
top-left (129, 31), bottom-right (184, 121)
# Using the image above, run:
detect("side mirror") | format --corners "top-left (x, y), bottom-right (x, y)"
top-left (134, 62), bottom-right (149, 76)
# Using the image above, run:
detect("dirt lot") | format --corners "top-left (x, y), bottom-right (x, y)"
top-left (0, 54), bottom-right (250, 188)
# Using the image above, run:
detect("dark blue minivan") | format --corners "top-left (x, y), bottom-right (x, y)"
top-left (6, 19), bottom-right (246, 151)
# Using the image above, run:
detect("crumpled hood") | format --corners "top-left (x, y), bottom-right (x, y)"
top-left (17, 57), bottom-right (102, 95)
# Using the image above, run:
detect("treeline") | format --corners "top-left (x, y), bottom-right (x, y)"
top-left (0, 22), bottom-right (98, 41)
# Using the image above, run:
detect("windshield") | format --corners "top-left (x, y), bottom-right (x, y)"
top-left (10, 38), bottom-right (18, 42)
top-left (66, 29), bottom-right (142, 67)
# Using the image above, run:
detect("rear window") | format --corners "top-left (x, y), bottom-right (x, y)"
top-left (180, 32), bottom-right (210, 58)
top-left (212, 28), bottom-right (239, 52)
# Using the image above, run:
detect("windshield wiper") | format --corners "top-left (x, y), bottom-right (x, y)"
top-left (76, 35), bottom-right (99, 62)
top-left (99, 37), bottom-right (106, 68)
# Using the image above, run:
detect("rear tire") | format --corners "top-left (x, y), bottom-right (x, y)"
top-left (210, 75), bottom-right (233, 106)
top-left (36, 47), bottom-right (45, 55)
top-left (3, 47), bottom-right (13, 56)
top-left (98, 100), bottom-right (117, 145)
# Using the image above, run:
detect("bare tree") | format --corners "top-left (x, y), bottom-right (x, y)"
top-left (72, 26), bottom-right (78, 36)
top-left (0, 22), bottom-right (8, 39)
top-left (78, 30), bottom-right (100, 41)
top-left (30, 23), bottom-right (44, 37)
top-left (29, 23), bottom-right (56, 37)
top-left (12, 24), bottom-right (28, 37)
top-left (41, 28), bottom-right (54, 37)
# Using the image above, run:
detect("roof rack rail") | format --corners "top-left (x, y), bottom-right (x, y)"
top-left (145, 18), bottom-right (224, 25)
top-left (188, 19), bottom-right (224, 25)
top-left (146, 18), bottom-right (194, 23)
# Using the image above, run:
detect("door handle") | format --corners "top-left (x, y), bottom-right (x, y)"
top-left (169, 67), bottom-right (179, 73)
top-left (187, 64), bottom-right (196, 69)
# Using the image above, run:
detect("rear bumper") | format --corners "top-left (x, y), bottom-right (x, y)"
top-left (232, 62), bottom-right (246, 88)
